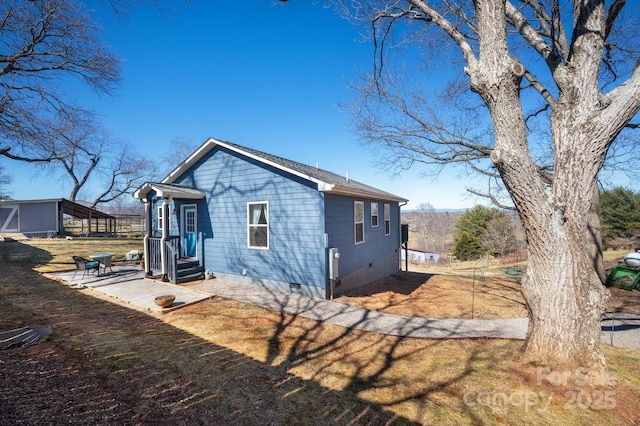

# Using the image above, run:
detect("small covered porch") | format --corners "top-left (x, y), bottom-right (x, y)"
top-left (133, 182), bottom-right (206, 284)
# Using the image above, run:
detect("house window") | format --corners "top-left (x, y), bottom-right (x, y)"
top-left (384, 204), bottom-right (391, 236)
top-left (157, 206), bottom-right (164, 231)
top-left (354, 201), bottom-right (364, 244)
top-left (248, 202), bottom-right (269, 249)
top-left (371, 202), bottom-right (379, 227)
top-left (185, 208), bottom-right (196, 233)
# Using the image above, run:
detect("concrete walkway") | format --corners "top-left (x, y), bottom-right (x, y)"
top-left (50, 266), bottom-right (640, 350)
top-left (189, 279), bottom-right (529, 340)
top-left (50, 266), bottom-right (212, 314)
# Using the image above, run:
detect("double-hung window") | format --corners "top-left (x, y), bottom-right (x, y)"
top-left (157, 206), bottom-right (164, 231)
top-left (354, 201), bottom-right (364, 244)
top-left (384, 204), bottom-right (391, 236)
top-left (248, 202), bottom-right (269, 249)
top-left (371, 202), bottom-right (379, 227)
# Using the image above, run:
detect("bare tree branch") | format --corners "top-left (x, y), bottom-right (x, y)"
top-left (337, 0), bottom-right (640, 369)
top-left (0, 0), bottom-right (120, 161)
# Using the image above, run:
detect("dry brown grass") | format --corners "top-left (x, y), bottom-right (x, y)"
top-left (21, 237), bottom-right (144, 273)
top-left (335, 250), bottom-right (631, 320)
top-left (2, 239), bottom-right (640, 425)
top-left (337, 271), bottom-right (527, 319)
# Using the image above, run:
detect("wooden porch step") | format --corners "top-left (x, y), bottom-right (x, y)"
top-left (177, 259), bottom-right (200, 270)
top-left (176, 261), bottom-right (205, 284)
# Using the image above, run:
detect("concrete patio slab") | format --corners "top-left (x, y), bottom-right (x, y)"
top-left (50, 266), bottom-right (211, 313)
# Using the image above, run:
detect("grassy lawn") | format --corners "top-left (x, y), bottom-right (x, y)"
top-left (1, 239), bottom-right (639, 424)
top-left (20, 237), bottom-right (145, 273)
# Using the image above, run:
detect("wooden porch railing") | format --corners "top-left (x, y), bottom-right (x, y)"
top-left (166, 242), bottom-right (178, 284)
top-left (148, 237), bottom-right (162, 272)
top-left (147, 236), bottom-right (180, 275)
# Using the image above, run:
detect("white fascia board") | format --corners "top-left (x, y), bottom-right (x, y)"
top-left (134, 183), bottom-right (204, 200)
top-left (325, 185), bottom-right (408, 203)
top-left (216, 140), bottom-right (330, 188)
top-left (157, 189), bottom-right (204, 199)
top-left (133, 183), bottom-right (152, 200)
top-left (162, 137), bottom-right (219, 184)
top-left (157, 137), bottom-right (406, 202)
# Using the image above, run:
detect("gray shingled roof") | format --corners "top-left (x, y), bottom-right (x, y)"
top-left (162, 138), bottom-right (408, 203)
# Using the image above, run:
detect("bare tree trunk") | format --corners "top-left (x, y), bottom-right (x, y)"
top-left (344, 0), bottom-right (640, 372)
top-left (587, 185), bottom-right (606, 283)
top-left (520, 210), bottom-right (610, 371)
top-left (468, 0), bottom-right (612, 372)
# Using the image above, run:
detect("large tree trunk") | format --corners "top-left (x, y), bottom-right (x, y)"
top-left (469, 0), bottom-right (612, 372)
top-left (520, 207), bottom-right (610, 371)
top-left (498, 143), bottom-right (610, 371)
top-left (356, 0), bottom-right (640, 372)
top-left (587, 185), bottom-right (606, 283)
top-left (504, 130), bottom-right (610, 371)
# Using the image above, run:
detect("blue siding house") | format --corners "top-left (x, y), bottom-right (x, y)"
top-left (134, 138), bottom-right (407, 298)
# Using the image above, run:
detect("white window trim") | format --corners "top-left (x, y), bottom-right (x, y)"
top-left (247, 201), bottom-right (269, 250)
top-left (354, 201), bottom-right (365, 245)
top-left (181, 204), bottom-right (198, 234)
top-left (371, 202), bottom-right (379, 228)
top-left (384, 203), bottom-right (391, 236)
top-left (157, 205), bottom-right (164, 231)
top-left (181, 204), bottom-right (198, 258)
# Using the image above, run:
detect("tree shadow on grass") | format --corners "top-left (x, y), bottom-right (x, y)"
top-left (209, 285), bottom-right (523, 424)
top-left (340, 271), bottom-right (436, 297)
top-left (0, 240), bottom-right (52, 270)
top-left (335, 270), bottom-right (527, 319)
top-left (0, 242), bottom-right (415, 425)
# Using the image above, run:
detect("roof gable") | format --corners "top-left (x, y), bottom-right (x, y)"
top-left (133, 182), bottom-right (206, 200)
top-left (162, 138), bottom-right (408, 203)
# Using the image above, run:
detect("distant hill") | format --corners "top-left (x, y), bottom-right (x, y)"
top-left (402, 208), bottom-right (469, 214)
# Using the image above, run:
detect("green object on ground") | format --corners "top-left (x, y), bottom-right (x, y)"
top-left (605, 266), bottom-right (640, 291)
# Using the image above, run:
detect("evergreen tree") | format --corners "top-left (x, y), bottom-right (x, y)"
top-left (452, 230), bottom-right (483, 261)
top-left (453, 205), bottom-right (504, 261)
top-left (601, 187), bottom-right (640, 248)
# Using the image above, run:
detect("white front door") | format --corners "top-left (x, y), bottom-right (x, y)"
top-left (181, 204), bottom-right (197, 258)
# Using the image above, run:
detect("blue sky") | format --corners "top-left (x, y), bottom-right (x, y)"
top-left (3, 1), bottom-right (489, 210)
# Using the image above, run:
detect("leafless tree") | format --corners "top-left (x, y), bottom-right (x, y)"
top-left (106, 196), bottom-right (144, 216)
top-left (335, 0), bottom-right (640, 371)
top-left (36, 108), bottom-right (153, 207)
top-left (0, 162), bottom-right (11, 200)
top-left (482, 215), bottom-right (518, 258)
top-left (410, 203), bottom-right (455, 253)
top-left (0, 0), bottom-right (120, 162)
top-left (161, 137), bottom-right (200, 177)
top-left (87, 143), bottom-right (155, 208)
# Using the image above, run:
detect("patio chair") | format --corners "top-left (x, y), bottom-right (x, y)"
top-left (72, 256), bottom-right (100, 278)
top-left (100, 255), bottom-right (114, 274)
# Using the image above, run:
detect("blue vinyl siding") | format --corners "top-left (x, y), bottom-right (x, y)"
top-left (174, 146), bottom-right (327, 289)
top-left (324, 194), bottom-right (400, 281)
